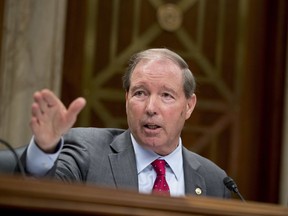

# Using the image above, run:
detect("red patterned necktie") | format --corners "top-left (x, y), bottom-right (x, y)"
top-left (151, 159), bottom-right (170, 195)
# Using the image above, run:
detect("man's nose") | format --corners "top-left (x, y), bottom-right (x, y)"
top-left (145, 96), bottom-right (158, 116)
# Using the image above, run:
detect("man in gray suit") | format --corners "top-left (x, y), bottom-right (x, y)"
top-left (24, 48), bottom-right (231, 198)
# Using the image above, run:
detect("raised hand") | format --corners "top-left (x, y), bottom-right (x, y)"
top-left (30, 89), bottom-right (86, 153)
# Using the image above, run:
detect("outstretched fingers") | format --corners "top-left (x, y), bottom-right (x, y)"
top-left (30, 89), bottom-right (86, 132)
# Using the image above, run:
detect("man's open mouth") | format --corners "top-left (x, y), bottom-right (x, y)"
top-left (144, 124), bottom-right (160, 129)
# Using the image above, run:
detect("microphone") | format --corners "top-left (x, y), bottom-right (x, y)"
top-left (0, 138), bottom-right (26, 177)
top-left (223, 176), bottom-right (245, 202)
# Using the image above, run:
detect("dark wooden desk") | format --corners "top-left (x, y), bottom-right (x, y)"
top-left (0, 174), bottom-right (287, 215)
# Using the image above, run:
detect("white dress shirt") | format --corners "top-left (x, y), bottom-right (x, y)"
top-left (131, 134), bottom-right (185, 197)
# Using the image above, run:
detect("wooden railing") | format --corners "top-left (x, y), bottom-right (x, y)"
top-left (0, 174), bottom-right (287, 215)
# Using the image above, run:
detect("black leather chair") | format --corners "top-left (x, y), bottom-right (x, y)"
top-left (0, 145), bottom-right (26, 174)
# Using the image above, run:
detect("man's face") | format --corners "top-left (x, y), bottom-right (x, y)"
top-left (126, 58), bottom-right (196, 155)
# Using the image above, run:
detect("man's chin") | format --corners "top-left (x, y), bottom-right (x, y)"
top-left (140, 138), bottom-right (164, 150)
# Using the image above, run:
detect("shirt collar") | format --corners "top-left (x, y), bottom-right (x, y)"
top-left (131, 133), bottom-right (183, 180)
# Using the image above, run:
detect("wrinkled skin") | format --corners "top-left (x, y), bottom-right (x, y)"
top-left (126, 58), bottom-right (196, 155)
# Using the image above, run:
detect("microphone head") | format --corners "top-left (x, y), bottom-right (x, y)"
top-left (223, 176), bottom-right (239, 193)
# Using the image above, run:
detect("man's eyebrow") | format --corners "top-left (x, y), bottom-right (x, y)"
top-left (161, 85), bottom-right (178, 95)
top-left (130, 84), bottom-right (145, 91)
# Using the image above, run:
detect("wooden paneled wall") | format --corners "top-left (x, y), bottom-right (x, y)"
top-left (61, 0), bottom-right (287, 204)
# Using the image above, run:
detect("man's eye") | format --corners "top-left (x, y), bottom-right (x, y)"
top-left (134, 91), bottom-right (145, 97)
top-left (162, 93), bottom-right (173, 98)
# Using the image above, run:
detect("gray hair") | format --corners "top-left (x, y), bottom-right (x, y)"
top-left (122, 48), bottom-right (196, 98)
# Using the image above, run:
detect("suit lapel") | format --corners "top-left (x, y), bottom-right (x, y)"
top-left (107, 131), bottom-right (207, 196)
top-left (183, 147), bottom-right (207, 197)
top-left (108, 130), bottom-right (138, 191)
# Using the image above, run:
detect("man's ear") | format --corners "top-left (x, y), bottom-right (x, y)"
top-left (125, 91), bottom-right (129, 113)
top-left (185, 93), bottom-right (197, 119)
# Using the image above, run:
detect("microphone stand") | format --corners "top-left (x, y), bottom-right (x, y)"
top-left (223, 176), bottom-right (246, 202)
top-left (0, 138), bottom-right (26, 177)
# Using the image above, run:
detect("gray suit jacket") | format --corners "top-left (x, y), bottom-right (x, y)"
top-left (29, 127), bottom-right (231, 199)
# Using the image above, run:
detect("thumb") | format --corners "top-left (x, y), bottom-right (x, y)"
top-left (66, 97), bottom-right (86, 123)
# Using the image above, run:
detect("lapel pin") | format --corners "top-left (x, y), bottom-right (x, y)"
top-left (195, 187), bottom-right (202, 195)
